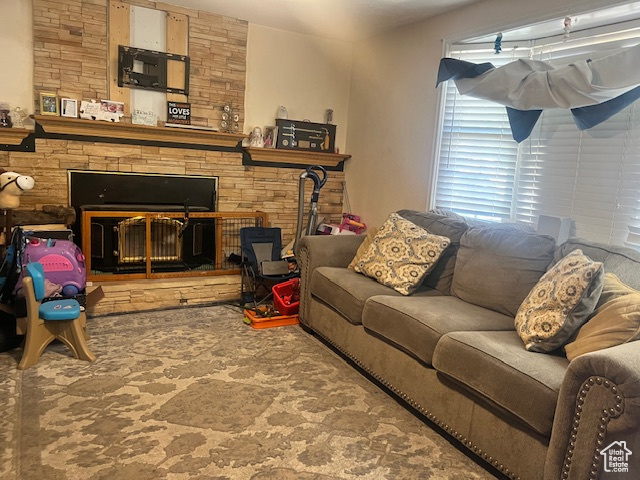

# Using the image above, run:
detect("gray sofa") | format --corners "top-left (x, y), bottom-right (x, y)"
top-left (297, 210), bottom-right (640, 480)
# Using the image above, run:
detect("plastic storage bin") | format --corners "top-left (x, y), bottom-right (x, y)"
top-left (243, 307), bottom-right (299, 329)
top-left (272, 278), bottom-right (300, 315)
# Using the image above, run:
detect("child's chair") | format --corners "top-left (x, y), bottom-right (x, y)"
top-left (18, 262), bottom-right (96, 369)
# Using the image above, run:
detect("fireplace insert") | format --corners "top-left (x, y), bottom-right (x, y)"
top-left (88, 213), bottom-right (216, 274)
top-left (68, 171), bottom-right (218, 274)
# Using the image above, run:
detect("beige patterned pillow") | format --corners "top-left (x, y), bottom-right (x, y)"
top-left (348, 227), bottom-right (379, 269)
top-left (353, 213), bottom-right (451, 295)
top-left (515, 249), bottom-right (604, 353)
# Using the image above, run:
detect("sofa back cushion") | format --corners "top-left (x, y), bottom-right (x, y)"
top-left (555, 238), bottom-right (640, 291)
top-left (451, 227), bottom-right (556, 316)
top-left (396, 209), bottom-right (468, 294)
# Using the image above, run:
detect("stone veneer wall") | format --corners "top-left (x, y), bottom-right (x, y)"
top-left (0, 0), bottom-right (346, 314)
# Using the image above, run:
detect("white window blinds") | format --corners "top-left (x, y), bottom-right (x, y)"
top-left (435, 46), bottom-right (531, 221)
top-left (435, 24), bottom-right (640, 246)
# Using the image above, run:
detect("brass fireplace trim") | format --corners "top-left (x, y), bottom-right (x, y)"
top-left (82, 210), bottom-right (269, 281)
top-left (118, 216), bottom-right (183, 263)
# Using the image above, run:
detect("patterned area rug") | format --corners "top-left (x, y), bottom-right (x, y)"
top-left (0, 305), bottom-right (495, 479)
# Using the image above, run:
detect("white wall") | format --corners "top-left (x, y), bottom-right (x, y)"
top-left (245, 24), bottom-right (353, 152)
top-left (344, 0), bottom-right (633, 227)
top-left (0, 0), bottom-right (33, 114)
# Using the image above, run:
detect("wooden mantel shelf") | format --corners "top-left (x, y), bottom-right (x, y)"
top-left (245, 147), bottom-right (351, 168)
top-left (0, 127), bottom-right (33, 146)
top-left (35, 115), bottom-right (246, 148)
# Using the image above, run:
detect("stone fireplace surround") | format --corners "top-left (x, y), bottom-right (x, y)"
top-left (0, 0), bottom-right (347, 314)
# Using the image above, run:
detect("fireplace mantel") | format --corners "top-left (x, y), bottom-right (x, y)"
top-left (34, 115), bottom-right (351, 168)
top-left (0, 127), bottom-right (32, 146)
top-left (244, 147), bottom-right (350, 168)
top-left (35, 115), bottom-right (245, 148)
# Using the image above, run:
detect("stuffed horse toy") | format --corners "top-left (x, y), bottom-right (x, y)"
top-left (0, 170), bottom-right (35, 209)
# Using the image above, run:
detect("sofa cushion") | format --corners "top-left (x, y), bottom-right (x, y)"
top-left (354, 213), bottom-right (451, 295)
top-left (397, 209), bottom-right (469, 295)
top-left (451, 227), bottom-right (556, 316)
top-left (310, 266), bottom-right (442, 325)
top-left (433, 331), bottom-right (569, 437)
top-left (515, 249), bottom-right (604, 353)
top-left (362, 295), bottom-right (514, 365)
top-left (556, 237), bottom-right (640, 291)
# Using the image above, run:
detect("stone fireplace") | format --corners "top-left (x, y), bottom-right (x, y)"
top-left (0, 0), bottom-right (347, 315)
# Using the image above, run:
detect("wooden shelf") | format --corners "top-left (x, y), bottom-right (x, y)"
top-left (245, 147), bottom-right (350, 168)
top-left (35, 115), bottom-right (246, 147)
top-left (0, 127), bottom-right (33, 146)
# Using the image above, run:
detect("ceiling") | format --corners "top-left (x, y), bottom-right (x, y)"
top-left (160, 0), bottom-right (484, 41)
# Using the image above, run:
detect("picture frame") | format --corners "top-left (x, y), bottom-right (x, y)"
top-left (263, 125), bottom-right (277, 148)
top-left (39, 92), bottom-right (59, 116)
top-left (60, 98), bottom-right (78, 118)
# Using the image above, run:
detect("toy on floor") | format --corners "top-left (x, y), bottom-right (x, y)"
top-left (0, 170), bottom-right (35, 209)
top-left (14, 237), bottom-right (86, 297)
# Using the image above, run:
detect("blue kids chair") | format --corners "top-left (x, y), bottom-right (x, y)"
top-left (18, 262), bottom-right (96, 369)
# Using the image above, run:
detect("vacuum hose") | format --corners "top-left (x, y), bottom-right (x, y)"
top-left (294, 165), bottom-right (327, 248)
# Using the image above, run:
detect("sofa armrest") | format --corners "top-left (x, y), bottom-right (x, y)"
top-left (296, 235), bottom-right (365, 326)
top-left (545, 342), bottom-right (640, 480)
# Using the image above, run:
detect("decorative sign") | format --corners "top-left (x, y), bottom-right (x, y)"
top-left (167, 102), bottom-right (191, 125)
top-left (79, 100), bottom-right (124, 122)
top-left (132, 109), bottom-right (158, 126)
top-left (275, 119), bottom-right (336, 152)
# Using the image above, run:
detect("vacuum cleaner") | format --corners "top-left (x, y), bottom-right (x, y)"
top-left (293, 165), bottom-right (327, 249)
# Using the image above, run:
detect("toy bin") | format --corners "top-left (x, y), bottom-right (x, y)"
top-left (272, 278), bottom-right (300, 316)
top-left (243, 308), bottom-right (299, 329)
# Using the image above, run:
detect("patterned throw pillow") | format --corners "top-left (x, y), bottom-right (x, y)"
top-left (347, 227), bottom-right (379, 269)
top-left (353, 213), bottom-right (451, 295)
top-left (515, 249), bottom-right (604, 353)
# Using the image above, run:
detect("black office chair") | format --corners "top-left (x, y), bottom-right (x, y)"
top-left (240, 227), bottom-right (297, 309)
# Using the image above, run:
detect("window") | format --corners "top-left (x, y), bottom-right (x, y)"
top-left (434, 16), bottom-right (640, 245)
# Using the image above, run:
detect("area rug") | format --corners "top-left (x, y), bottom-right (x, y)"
top-left (0, 305), bottom-right (496, 479)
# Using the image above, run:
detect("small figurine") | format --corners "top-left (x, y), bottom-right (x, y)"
top-left (0, 111), bottom-right (11, 128)
top-left (249, 126), bottom-right (264, 148)
top-left (10, 107), bottom-right (28, 128)
top-left (277, 105), bottom-right (288, 119)
top-left (563, 17), bottom-right (572, 40)
top-left (494, 32), bottom-right (503, 54)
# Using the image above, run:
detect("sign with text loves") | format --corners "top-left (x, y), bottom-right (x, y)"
top-left (167, 102), bottom-right (191, 125)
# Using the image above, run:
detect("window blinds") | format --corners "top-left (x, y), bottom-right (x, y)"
top-left (435, 24), bottom-right (640, 246)
top-left (435, 46), bottom-right (531, 221)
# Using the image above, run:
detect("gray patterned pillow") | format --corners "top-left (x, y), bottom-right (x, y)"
top-left (515, 249), bottom-right (604, 352)
top-left (354, 213), bottom-right (451, 295)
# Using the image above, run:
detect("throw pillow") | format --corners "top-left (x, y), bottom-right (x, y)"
top-left (565, 274), bottom-right (640, 360)
top-left (347, 227), bottom-right (379, 269)
top-left (515, 249), bottom-right (604, 353)
top-left (353, 213), bottom-right (450, 295)
top-left (597, 272), bottom-right (639, 307)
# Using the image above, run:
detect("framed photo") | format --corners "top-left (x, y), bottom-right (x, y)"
top-left (39, 92), bottom-right (59, 116)
top-left (100, 99), bottom-right (125, 115)
top-left (263, 126), bottom-right (277, 148)
top-left (60, 98), bottom-right (78, 118)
